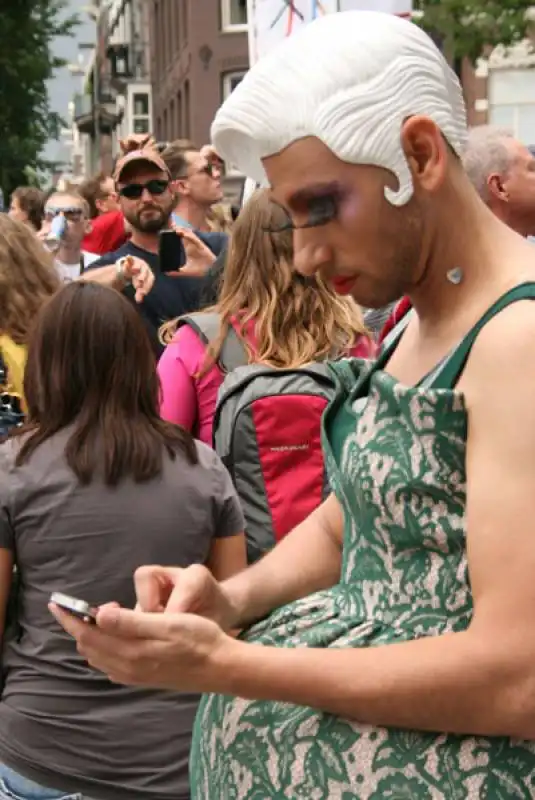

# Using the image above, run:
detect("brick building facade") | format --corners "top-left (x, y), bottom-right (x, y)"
top-left (147, 1), bottom-right (535, 162)
top-left (148, 0), bottom-right (249, 148)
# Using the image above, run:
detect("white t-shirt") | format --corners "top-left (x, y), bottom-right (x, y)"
top-left (55, 251), bottom-right (99, 283)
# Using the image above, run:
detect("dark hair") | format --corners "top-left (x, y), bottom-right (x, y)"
top-left (78, 172), bottom-right (110, 218)
top-left (11, 187), bottom-right (45, 231)
top-left (16, 282), bottom-right (198, 484)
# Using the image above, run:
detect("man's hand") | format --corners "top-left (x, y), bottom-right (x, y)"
top-left (134, 564), bottom-right (239, 632)
top-left (50, 601), bottom-right (236, 692)
top-left (169, 227), bottom-right (216, 278)
top-left (118, 256), bottom-right (155, 302)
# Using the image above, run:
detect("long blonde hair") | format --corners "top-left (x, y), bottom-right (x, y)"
top-left (208, 203), bottom-right (233, 234)
top-left (162, 189), bottom-right (368, 368)
top-left (0, 215), bottom-right (60, 345)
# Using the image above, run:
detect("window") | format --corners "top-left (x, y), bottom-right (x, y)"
top-left (182, 0), bottom-right (188, 47)
top-left (133, 118), bottom-right (150, 134)
top-left (132, 91), bottom-right (151, 136)
top-left (488, 69), bottom-right (535, 145)
top-left (221, 0), bottom-right (247, 32)
top-left (222, 70), bottom-right (247, 100)
top-left (167, 0), bottom-right (174, 70)
top-left (177, 0), bottom-right (183, 50)
top-left (184, 80), bottom-right (191, 139)
top-left (177, 90), bottom-right (183, 136)
top-left (154, 1), bottom-right (161, 80)
top-left (170, 99), bottom-right (175, 137)
top-left (133, 93), bottom-right (149, 116)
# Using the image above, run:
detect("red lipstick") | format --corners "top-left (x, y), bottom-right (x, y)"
top-left (331, 276), bottom-right (355, 294)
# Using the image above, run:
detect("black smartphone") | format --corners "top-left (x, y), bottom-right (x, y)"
top-left (50, 592), bottom-right (97, 624)
top-left (158, 230), bottom-right (186, 273)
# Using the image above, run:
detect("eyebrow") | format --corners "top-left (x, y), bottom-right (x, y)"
top-left (284, 181), bottom-right (342, 208)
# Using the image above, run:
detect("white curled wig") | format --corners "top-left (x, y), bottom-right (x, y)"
top-left (211, 11), bottom-right (467, 206)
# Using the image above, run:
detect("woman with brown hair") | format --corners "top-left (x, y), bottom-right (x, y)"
top-left (158, 189), bottom-right (374, 562)
top-left (0, 282), bottom-right (245, 800)
top-left (158, 188), bottom-right (374, 445)
top-left (0, 215), bottom-right (59, 403)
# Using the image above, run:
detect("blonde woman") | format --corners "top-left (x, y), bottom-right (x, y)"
top-left (157, 189), bottom-right (374, 445)
top-left (208, 203), bottom-right (234, 234)
top-left (0, 216), bottom-right (60, 403)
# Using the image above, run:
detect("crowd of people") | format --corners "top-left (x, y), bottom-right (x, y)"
top-left (1, 9), bottom-right (535, 800)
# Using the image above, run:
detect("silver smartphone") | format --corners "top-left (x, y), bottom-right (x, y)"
top-left (50, 592), bottom-right (97, 624)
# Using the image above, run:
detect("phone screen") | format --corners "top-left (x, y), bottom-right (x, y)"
top-left (158, 230), bottom-right (186, 273)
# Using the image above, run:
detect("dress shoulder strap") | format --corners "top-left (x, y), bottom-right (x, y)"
top-left (430, 281), bottom-right (535, 389)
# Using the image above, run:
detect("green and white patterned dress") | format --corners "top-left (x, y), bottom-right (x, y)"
top-left (190, 284), bottom-right (535, 799)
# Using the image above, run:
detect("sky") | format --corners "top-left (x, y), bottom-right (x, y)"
top-left (44, 0), bottom-right (96, 166)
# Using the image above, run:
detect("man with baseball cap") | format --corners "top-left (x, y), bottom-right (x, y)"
top-left (84, 145), bottom-right (216, 356)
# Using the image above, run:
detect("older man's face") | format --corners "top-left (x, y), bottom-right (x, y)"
top-left (501, 140), bottom-right (535, 237)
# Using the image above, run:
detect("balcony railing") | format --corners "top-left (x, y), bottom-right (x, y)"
top-left (72, 93), bottom-right (123, 135)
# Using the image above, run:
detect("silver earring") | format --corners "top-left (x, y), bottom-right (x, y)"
top-left (446, 267), bottom-right (463, 285)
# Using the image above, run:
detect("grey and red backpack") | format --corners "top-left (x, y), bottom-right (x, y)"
top-left (178, 313), bottom-right (340, 564)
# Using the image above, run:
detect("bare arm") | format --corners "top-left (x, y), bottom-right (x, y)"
top-left (66, 306), bottom-right (535, 740)
top-left (224, 492), bottom-right (343, 628)
top-left (212, 303), bottom-right (535, 738)
top-left (206, 534), bottom-right (247, 582)
top-left (78, 263), bottom-right (126, 291)
top-left (0, 550), bottom-right (14, 643)
top-left (79, 257), bottom-right (155, 303)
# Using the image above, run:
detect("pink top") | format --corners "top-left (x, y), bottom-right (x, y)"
top-left (157, 324), bottom-right (376, 446)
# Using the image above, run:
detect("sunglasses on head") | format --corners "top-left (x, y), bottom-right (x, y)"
top-left (181, 163), bottom-right (218, 180)
top-left (119, 179), bottom-right (170, 199)
top-left (45, 206), bottom-right (84, 222)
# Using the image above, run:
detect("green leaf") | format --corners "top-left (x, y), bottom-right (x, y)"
top-left (0, 0), bottom-right (79, 194)
top-left (413, 0), bottom-right (534, 63)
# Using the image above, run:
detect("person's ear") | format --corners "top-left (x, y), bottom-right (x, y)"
top-left (487, 173), bottom-right (509, 202)
top-left (175, 178), bottom-right (189, 197)
top-left (401, 115), bottom-right (448, 195)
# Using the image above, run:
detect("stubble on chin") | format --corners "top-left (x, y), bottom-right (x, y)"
top-left (135, 212), bottom-right (167, 233)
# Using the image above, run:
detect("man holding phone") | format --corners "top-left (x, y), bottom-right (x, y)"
top-left (85, 147), bottom-right (218, 355)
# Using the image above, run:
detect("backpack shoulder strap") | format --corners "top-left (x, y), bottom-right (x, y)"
top-left (431, 281), bottom-right (535, 389)
top-left (179, 313), bottom-right (248, 373)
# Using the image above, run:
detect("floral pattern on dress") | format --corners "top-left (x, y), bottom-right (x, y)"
top-left (190, 360), bottom-right (535, 799)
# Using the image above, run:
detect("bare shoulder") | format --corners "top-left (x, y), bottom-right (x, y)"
top-left (460, 298), bottom-right (535, 403)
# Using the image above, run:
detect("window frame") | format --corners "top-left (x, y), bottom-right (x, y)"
top-left (488, 68), bottom-right (535, 145)
top-left (222, 70), bottom-right (247, 100)
top-left (221, 0), bottom-right (248, 33)
top-left (131, 90), bottom-right (151, 137)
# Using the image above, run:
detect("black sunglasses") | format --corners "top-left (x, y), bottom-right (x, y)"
top-left (180, 163), bottom-right (218, 180)
top-left (44, 206), bottom-right (84, 222)
top-left (119, 179), bottom-right (170, 199)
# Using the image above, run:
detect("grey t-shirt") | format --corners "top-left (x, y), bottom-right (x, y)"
top-left (0, 431), bottom-right (244, 800)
